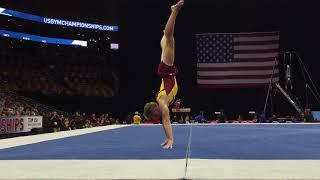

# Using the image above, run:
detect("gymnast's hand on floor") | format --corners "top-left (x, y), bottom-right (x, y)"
top-left (161, 139), bottom-right (174, 149)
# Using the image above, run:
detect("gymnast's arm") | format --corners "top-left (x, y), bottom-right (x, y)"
top-left (158, 99), bottom-right (174, 145)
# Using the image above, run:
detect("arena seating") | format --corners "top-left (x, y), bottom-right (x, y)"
top-left (0, 37), bottom-right (118, 97)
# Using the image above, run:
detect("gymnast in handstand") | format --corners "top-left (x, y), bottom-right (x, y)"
top-left (143, 0), bottom-right (184, 149)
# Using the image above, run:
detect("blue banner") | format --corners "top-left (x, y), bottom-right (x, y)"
top-left (0, 7), bottom-right (119, 32)
top-left (0, 29), bottom-right (87, 47)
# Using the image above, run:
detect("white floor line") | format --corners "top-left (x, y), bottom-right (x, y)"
top-left (0, 125), bottom-right (130, 150)
top-left (1, 159), bottom-right (319, 179)
top-left (0, 160), bottom-right (185, 180)
top-left (186, 159), bottom-right (320, 179)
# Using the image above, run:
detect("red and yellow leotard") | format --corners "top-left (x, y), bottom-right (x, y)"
top-left (156, 61), bottom-right (178, 105)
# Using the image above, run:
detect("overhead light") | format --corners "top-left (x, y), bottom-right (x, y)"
top-left (110, 43), bottom-right (119, 50)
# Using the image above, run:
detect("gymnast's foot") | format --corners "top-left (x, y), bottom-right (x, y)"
top-left (171, 0), bottom-right (184, 13)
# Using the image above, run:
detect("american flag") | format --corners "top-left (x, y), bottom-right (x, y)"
top-left (196, 31), bottom-right (280, 88)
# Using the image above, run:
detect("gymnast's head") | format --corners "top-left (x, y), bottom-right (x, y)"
top-left (144, 102), bottom-right (161, 120)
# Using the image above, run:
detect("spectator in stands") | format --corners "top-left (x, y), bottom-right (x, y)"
top-left (172, 114), bottom-right (179, 123)
top-left (174, 99), bottom-right (181, 109)
top-left (270, 114), bottom-right (277, 123)
top-left (0, 100), bottom-right (5, 110)
top-left (104, 114), bottom-right (111, 125)
top-left (31, 106), bottom-right (39, 116)
top-left (0, 91), bottom-right (125, 137)
top-left (252, 114), bottom-right (258, 123)
top-left (258, 111), bottom-right (267, 123)
top-left (97, 114), bottom-right (105, 126)
top-left (115, 118), bottom-right (120, 124)
top-left (195, 111), bottom-right (205, 123)
top-left (75, 112), bottom-right (83, 128)
top-left (5, 107), bottom-right (14, 116)
top-left (218, 109), bottom-right (227, 123)
top-left (97, 116), bottom-right (104, 126)
top-left (84, 117), bottom-right (92, 128)
top-left (126, 112), bottom-right (132, 124)
top-left (190, 116), bottom-right (194, 123)
top-left (73, 111), bottom-right (83, 129)
top-left (15, 106), bottom-right (23, 116)
top-left (105, 114), bottom-right (112, 125)
top-left (102, 117), bottom-right (108, 125)
top-left (50, 111), bottom-right (62, 132)
top-left (84, 119), bottom-right (92, 128)
top-left (60, 114), bottom-right (65, 122)
top-left (90, 113), bottom-right (96, 126)
top-left (61, 117), bottom-right (71, 131)
top-left (110, 118), bottom-right (116, 124)
top-left (25, 108), bottom-right (32, 116)
top-left (103, 114), bottom-right (109, 125)
top-left (185, 114), bottom-right (190, 123)
top-left (304, 109), bottom-right (314, 122)
top-left (294, 113), bottom-right (303, 123)
top-left (42, 112), bottom-right (51, 133)
top-left (133, 111), bottom-right (142, 125)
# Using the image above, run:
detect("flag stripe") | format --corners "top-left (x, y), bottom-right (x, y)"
top-left (198, 66), bottom-right (276, 71)
top-left (235, 49), bottom-right (279, 54)
top-left (197, 84), bottom-right (275, 89)
top-left (234, 44), bottom-right (279, 50)
top-left (198, 74), bottom-right (279, 80)
top-left (234, 36), bottom-right (280, 42)
top-left (234, 40), bottom-right (279, 46)
top-left (234, 52), bottom-right (278, 59)
top-left (198, 69), bottom-right (279, 76)
top-left (233, 32), bottom-right (279, 37)
top-left (234, 57), bottom-right (277, 62)
top-left (197, 78), bottom-right (279, 85)
top-left (198, 61), bottom-right (278, 68)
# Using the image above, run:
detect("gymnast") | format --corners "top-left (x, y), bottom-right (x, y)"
top-left (143, 0), bottom-right (184, 149)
